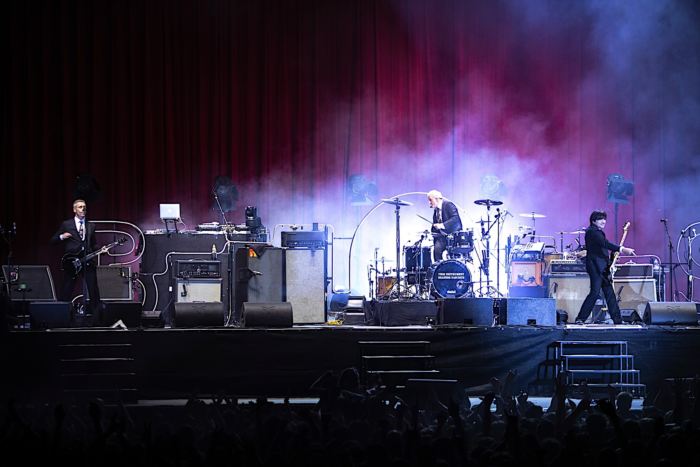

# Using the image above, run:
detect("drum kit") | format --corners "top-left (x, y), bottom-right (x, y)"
top-left (366, 197), bottom-right (591, 301)
top-left (368, 197), bottom-right (509, 301)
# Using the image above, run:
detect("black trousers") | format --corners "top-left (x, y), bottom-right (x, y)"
top-left (433, 235), bottom-right (447, 262)
top-left (575, 267), bottom-right (622, 324)
top-left (60, 265), bottom-right (102, 324)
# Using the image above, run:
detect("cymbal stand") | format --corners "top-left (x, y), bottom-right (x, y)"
top-left (392, 201), bottom-right (403, 298)
top-left (494, 208), bottom-right (506, 294)
top-left (478, 205), bottom-right (499, 297)
top-left (369, 247), bottom-right (379, 300)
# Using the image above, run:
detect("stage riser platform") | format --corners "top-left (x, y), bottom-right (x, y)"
top-left (3, 327), bottom-right (700, 401)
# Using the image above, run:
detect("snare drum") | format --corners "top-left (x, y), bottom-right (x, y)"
top-left (430, 259), bottom-right (472, 298)
top-left (447, 230), bottom-right (474, 258)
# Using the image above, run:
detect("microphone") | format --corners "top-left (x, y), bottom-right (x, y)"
top-left (660, 218), bottom-right (667, 223)
top-left (12, 222), bottom-right (16, 235)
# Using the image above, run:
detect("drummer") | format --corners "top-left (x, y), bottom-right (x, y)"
top-left (427, 190), bottom-right (463, 261)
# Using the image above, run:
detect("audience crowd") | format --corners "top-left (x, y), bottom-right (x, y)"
top-left (1, 369), bottom-right (699, 467)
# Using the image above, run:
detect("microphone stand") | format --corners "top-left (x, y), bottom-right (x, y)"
top-left (213, 192), bottom-right (230, 225)
top-left (661, 219), bottom-right (675, 301)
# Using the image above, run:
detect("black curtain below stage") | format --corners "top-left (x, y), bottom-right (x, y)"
top-left (3, 326), bottom-right (700, 402)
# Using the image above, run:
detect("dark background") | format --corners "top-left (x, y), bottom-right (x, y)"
top-left (3, 0), bottom-right (700, 297)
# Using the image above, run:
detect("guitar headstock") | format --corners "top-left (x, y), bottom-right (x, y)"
top-left (118, 237), bottom-right (127, 245)
top-left (622, 221), bottom-right (631, 232)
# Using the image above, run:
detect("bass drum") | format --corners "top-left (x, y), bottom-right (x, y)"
top-left (430, 259), bottom-right (472, 298)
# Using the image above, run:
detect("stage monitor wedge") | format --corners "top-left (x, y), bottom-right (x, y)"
top-left (644, 302), bottom-right (698, 325)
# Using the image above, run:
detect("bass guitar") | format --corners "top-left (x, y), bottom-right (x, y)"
top-left (604, 221), bottom-right (630, 281)
top-left (61, 238), bottom-right (126, 279)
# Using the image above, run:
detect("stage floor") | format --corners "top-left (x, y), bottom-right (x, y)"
top-left (3, 323), bottom-right (700, 402)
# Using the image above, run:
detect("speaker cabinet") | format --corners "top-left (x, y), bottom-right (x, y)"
top-left (242, 302), bottom-right (293, 328)
top-left (614, 278), bottom-right (657, 318)
top-left (440, 298), bottom-right (494, 326)
top-left (644, 302), bottom-right (698, 325)
top-left (2, 265), bottom-right (56, 301)
top-left (286, 249), bottom-right (326, 323)
top-left (548, 274), bottom-right (589, 323)
top-left (501, 297), bottom-right (556, 326)
top-left (97, 266), bottom-right (132, 300)
top-left (175, 279), bottom-right (222, 303)
top-left (174, 302), bottom-right (224, 327)
top-left (235, 246), bottom-right (285, 320)
top-left (101, 301), bottom-right (142, 328)
top-left (29, 301), bottom-right (72, 329)
top-left (141, 247), bottom-right (232, 315)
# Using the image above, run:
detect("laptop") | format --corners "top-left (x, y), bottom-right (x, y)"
top-left (159, 203), bottom-right (181, 221)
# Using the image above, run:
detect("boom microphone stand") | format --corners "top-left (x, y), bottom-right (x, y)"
top-left (661, 219), bottom-right (675, 301)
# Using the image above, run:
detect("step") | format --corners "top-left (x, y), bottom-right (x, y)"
top-left (58, 343), bottom-right (134, 359)
top-left (566, 369), bottom-right (639, 374)
top-left (561, 355), bottom-right (633, 360)
top-left (556, 341), bottom-right (628, 345)
top-left (362, 355), bottom-right (435, 371)
top-left (60, 372), bottom-right (138, 390)
top-left (62, 388), bottom-right (139, 403)
top-left (570, 383), bottom-right (646, 388)
top-left (560, 355), bottom-right (634, 371)
top-left (59, 357), bottom-right (136, 373)
top-left (365, 369), bottom-right (440, 386)
top-left (359, 340), bottom-right (431, 356)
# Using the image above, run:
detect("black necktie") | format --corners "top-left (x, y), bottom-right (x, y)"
top-left (79, 220), bottom-right (85, 241)
top-left (436, 208), bottom-right (442, 223)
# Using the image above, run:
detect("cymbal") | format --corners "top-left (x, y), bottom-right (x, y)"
top-left (381, 198), bottom-right (412, 207)
top-left (474, 199), bottom-right (503, 206)
top-left (519, 212), bottom-right (546, 219)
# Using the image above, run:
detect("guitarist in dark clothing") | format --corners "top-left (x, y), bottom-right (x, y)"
top-left (575, 210), bottom-right (635, 324)
top-left (51, 199), bottom-right (101, 322)
top-left (427, 190), bottom-right (463, 262)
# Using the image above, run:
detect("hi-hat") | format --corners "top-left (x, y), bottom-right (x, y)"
top-left (381, 198), bottom-right (412, 207)
top-left (474, 199), bottom-right (503, 207)
top-left (519, 212), bottom-right (546, 219)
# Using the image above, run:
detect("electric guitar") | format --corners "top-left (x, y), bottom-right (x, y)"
top-left (604, 221), bottom-right (630, 281)
top-left (61, 238), bottom-right (127, 279)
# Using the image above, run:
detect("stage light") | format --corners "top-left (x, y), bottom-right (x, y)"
top-left (480, 174), bottom-right (505, 199)
top-left (347, 174), bottom-right (377, 206)
top-left (606, 174), bottom-right (634, 204)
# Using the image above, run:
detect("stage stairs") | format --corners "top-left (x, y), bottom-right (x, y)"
top-left (57, 332), bottom-right (139, 402)
top-left (358, 340), bottom-right (445, 387)
top-left (554, 340), bottom-right (646, 397)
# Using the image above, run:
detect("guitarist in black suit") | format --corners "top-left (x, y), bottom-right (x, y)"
top-left (575, 210), bottom-right (635, 325)
top-left (427, 190), bottom-right (463, 262)
top-left (50, 199), bottom-right (101, 322)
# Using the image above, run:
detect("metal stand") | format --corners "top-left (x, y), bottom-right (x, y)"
top-left (661, 219), bottom-right (676, 301)
top-left (380, 198), bottom-right (412, 299)
top-left (474, 199), bottom-right (503, 297)
top-left (683, 229), bottom-right (695, 300)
